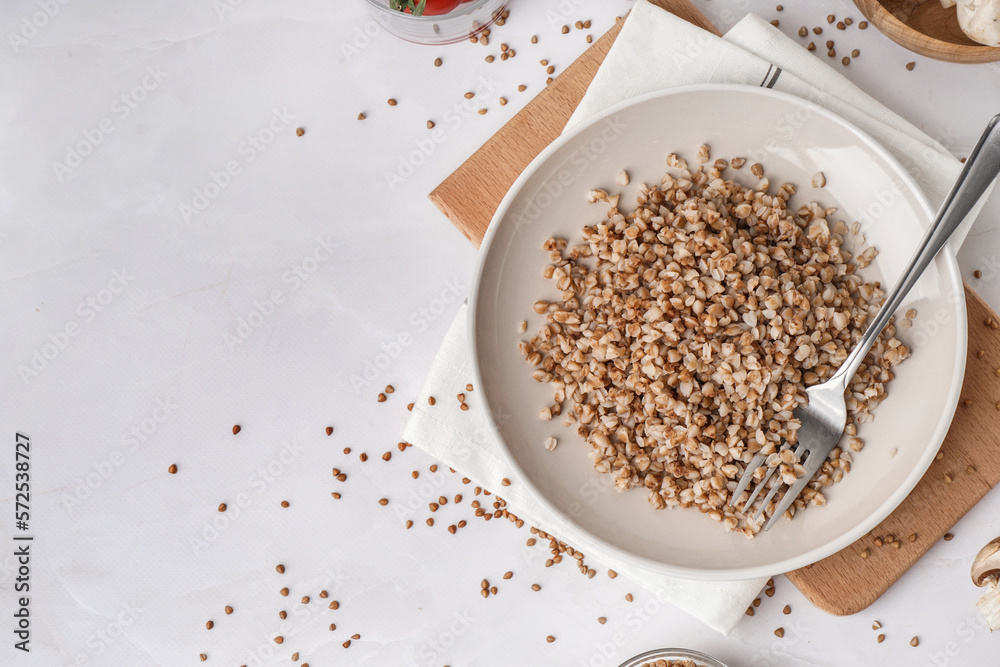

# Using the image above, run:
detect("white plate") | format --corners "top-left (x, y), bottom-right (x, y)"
top-left (469, 85), bottom-right (967, 580)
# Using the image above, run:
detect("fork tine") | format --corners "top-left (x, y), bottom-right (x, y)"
top-left (751, 472), bottom-right (785, 522)
top-left (763, 475), bottom-right (811, 531)
top-left (763, 452), bottom-right (825, 531)
top-left (729, 453), bottom-right (766, 507)
top-left (743, 463), bottom-right (780, 513)
top-left (747, 442), bottom-right (809, 521)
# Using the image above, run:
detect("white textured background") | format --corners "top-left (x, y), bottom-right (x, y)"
top-left (1, 0), bottom-right (1000, 665)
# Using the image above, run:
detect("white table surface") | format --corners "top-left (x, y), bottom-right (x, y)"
top-left (2, 0), bottom-right (1000, 665)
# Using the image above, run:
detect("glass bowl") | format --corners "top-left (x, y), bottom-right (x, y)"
top-left (365, 0), bottom-right (510, 46)
top-left (617, 648), bottom-right (730, 667)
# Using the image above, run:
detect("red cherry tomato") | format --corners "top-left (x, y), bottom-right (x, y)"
top-left (405, 0), bottom-right (463, 15)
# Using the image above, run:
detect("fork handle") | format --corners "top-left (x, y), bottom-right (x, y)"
top-left (831, 113), bottom-right (1000, 387)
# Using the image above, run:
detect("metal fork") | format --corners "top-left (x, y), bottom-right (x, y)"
top-left (730, 113), bottom-right (1000, 531)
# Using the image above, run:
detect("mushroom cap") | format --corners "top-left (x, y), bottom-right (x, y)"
top-left (972, 536), bottom-right (1000, 587)
top-left (953, 0), bottom-right (1000, 48)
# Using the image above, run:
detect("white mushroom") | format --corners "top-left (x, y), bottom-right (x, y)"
top-left (971, 536), bottom-right (1000, 631)
top-left (940, 0), bottom-right (1000, 47)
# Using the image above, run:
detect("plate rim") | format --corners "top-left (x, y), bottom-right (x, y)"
top-left (468, 83), bottom-right (968, 580)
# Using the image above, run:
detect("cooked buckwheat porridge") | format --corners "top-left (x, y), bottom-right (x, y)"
top-left (518, 146), bottom-right (908, 535)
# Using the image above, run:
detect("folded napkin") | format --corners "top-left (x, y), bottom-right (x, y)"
top-left (405, 1), bottom-right (969, 635)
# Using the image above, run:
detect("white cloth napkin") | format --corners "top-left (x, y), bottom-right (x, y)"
top-left (404, 1), bottom-right (970, 635)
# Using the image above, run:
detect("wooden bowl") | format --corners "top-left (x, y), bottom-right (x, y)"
top-left (853, 0), bottom-right (1000, 62)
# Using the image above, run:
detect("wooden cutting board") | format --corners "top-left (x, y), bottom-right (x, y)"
top-left (429, 0), bottom-right (1000, 616)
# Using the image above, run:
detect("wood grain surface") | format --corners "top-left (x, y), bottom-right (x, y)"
top-left (852, 0), bottom-right (1000, 63)
top-left (429, 0), bottom-right (1000, 616)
